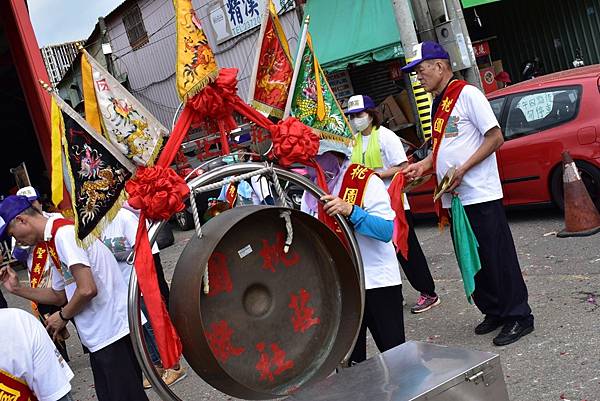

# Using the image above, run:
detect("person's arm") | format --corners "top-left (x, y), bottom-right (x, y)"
top-left (45, 264), bottom-right (97, 340)
top-left (0, 265), bottom-right (66, 305)
top-left (379, 162), bottom-right (408, 179)
top-left (403, 153), bottom-right (433, 180)
top-left (348, 206), bottom-right (393, 241)
top-left (447, 127), bottom-right (504, 192)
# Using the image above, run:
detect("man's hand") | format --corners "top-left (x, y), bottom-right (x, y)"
top-left (45, 311), bottom-right (68, 341)
top-left (321, 195), bottom-right (353, 217)
top-left (403, 161), bottom-right (428, 181)
top-left (446, 166), bottom-right (465, 192)
top-left (0, 266), bottom-right (21, 293)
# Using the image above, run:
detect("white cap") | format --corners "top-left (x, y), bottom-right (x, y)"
top-left (16, 186), bottom-right (38, 201)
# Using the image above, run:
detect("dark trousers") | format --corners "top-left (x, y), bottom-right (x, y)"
top-left (153, 253), bottom-right (170, 308)
top-left (458, 199), bottom-right (532, 322)
top-left (0, 289), bottom-right (6, 309)
top-left (38, 303), bottom-right (70, 362)
top-left (397, 210), bottom-right (436, 297)
top-left (89, 335), bottom-right (149, 401)
top-left (349, 285), bottom-right (405, 364)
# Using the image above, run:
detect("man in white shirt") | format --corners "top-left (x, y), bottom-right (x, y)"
top-left (0, 308), bottom-right (74, 401)
top-left (0, 195), bottom-right (149, 401)
top-left (403, 41), bottom-right (534, 346)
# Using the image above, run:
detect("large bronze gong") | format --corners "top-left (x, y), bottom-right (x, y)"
top-left (170, 205), bottom-right (362, 399)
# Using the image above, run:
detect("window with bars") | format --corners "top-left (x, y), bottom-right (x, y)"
top-left (123, 3), bottom-right (149, 50)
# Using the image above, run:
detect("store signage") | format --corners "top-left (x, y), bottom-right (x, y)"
top-left (479, 66), bottom-right (497, 94)
top-left (461, 0), bottom-right (500, 8)
top-left (209, 0), bottom-right (292, 44)
top-left (325, 70), bottom-right (354, 104)
top-left (472, 41), bottom-right (490, 58)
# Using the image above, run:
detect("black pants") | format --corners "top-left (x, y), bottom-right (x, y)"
top-left (89, 335), bottom-right (149, 401)
top-left (457, 200), bottom-right (532, 322)
top-left (349, 285), bottom-right (405, 364)
top-left (153, 253), bottom-right (170, 309)
top-left (38, 303), bottom-right (70, 362)
top-left (397, 210), bottom-right (437, 297)
top-left (0, 289), bottom-right (6, 309)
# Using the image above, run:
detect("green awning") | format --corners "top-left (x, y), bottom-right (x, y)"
top-left (303, 0), bottom-right (404, 72)
top-left (461, 0), bottom-right (500, 8)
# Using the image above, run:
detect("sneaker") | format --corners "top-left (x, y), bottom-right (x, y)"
top-left (143, 366), bottom-right (164, 389)
top-left (474, 315), bottom-right (504, 335)
top-left (161, 366), bottom-right (188, 386)
top-left (410, 294), bottom-right (441, 314)
top-left (493, 320), bottom-right (534, 346)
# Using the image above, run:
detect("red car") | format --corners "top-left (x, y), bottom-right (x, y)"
top-left (408, 65), bottom-right (600, 215)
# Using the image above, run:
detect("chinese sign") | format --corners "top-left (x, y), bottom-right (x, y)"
top-left (472, 41), bottom-right (491, 58)
top-left (325, 70), bottom-right (354, 105)
top-left (209, 0), bottom-right (293, 44)
top-left (516, 92), bottom-right (555, 122)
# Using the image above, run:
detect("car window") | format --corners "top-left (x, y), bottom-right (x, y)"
top-left (489, 97), bottom-right (505, 122)
top-left (504, 87), bottom-right (580, 140)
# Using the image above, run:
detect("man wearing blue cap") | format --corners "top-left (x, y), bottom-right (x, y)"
top-left (403, 41), bottom-right (534, 346)
top-left (0, 195), bottom-right (149, 401)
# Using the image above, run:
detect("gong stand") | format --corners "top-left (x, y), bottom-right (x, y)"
top-left (128, 162), bottom-right (365, 401)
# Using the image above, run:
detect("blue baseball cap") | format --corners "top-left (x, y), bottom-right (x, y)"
top-left (345, 95), bottom-right (376, 115)
top-left (0, 195), bottom-right (33, 240)
top-left (401, 41), bottom-right (450, 72)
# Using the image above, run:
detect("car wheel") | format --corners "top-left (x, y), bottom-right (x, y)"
top-left (550, 160), bottom-right (600, 211)
top-left (175, 210), bottom-right (194, 231)
top-left (155, 223), bottom-right (175, 250)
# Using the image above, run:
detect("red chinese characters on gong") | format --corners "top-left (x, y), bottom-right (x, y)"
top-left (255, 342), bottom-right (294, 382)
top-left (207, 252), bottom-right (233, 297)
top-left (289, 288), bottom-right (320, 333)
top-left (206, 320), bottom-right (245, 363)
top-left (259, 232), bottom-right (300, 272)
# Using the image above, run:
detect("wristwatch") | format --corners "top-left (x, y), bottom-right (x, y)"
top-left (59, 309), bottom-right (69, 321)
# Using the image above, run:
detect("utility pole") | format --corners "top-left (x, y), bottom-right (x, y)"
top-left (410, 0), bottom-right (436, 42)
top-left (391, 0), bottom-right (433, 142)
top-left (98, 17), bottom-right (115, 77)
top-left (445, 0), bottom-right (482, 88)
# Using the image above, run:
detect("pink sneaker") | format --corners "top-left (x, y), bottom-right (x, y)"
top-left (411, 294), bottom-right (441, 314)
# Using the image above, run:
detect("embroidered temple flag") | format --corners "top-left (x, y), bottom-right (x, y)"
top-left (81, 49), bottom-right (167, 167)
top-left (286, 28), bottom-right (353, 144)
top-left (174, 0), bottom-right (219, 101)
top-left (247, 0), bottom-right (293, 119)
top-left (51, 93), bottom-right (135, 245)
top-left (50, 97), bottom-right (65, 207)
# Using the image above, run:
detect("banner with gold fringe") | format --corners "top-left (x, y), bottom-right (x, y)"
top-left (81, 49), bottom-right (166, 167)
top-left (50, 97), bottom-right (65, 207)
top-left (50, 91), bottom-right (135, 245)
top-left (175, 0), bottom-right (219, 102)
top-left (247, 0), bottom-right (293, 119)
top-left (285, 21), bottom-right (353, 144)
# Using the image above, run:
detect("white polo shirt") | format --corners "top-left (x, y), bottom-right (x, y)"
top-left (48, 217), bottom-right (130, 353)
top-left (356, 126), bottom-right (410, 210)
top-left (301, 161), bottom-right (401, 290)
top-left (0, 308), bottom-right (74, 401)
top-left (436, 85), bottom-right (503, 209)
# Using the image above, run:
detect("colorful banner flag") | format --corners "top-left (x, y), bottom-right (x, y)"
top-left (81, 49), bottom-right (167, 167)
top-left (247, 0), bottom-right (293, 119)
top-left (175, 0), bottom-right (219, 101)
top-left (287, 31), bottom-right (353, 143)
top-left (51, 93), bottom-right (135, 244)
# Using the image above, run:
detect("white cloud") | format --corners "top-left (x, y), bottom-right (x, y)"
top-left (29, 0), bottom-right (124, 46)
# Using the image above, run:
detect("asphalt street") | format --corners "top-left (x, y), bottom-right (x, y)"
top-left (4, 206), bottom-right (600, 401)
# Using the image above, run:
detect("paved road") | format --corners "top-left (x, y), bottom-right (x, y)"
top-left (4, 206), bottom-right (599, 401)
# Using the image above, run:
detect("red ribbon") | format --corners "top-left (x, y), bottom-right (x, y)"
top-left (125, 166), bottom-right (189, 368)
top-left (188, 68), bottom-right (239, 133)
top-left (269, 117), bottom-right (320, 166)
top-left (388, 173), bottom-right (409, 260)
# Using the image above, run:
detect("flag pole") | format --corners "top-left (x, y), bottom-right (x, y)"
top-left (39, 80), bottom-right (137, 174)
top-left (246, 0), bottom-right (271, 104)
top-left (283, 15), bottom-right (310, 119)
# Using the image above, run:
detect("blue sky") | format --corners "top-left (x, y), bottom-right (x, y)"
top-left (28, 0), bottom-right (124, 46)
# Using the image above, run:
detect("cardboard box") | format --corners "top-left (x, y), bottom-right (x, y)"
top-left (394, 91), bottom-right (416, 124)
top-left (378, 95), bottom-right (409, 131)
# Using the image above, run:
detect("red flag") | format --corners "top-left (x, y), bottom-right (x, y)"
top-left (248, 0), bottom-right (293, 119)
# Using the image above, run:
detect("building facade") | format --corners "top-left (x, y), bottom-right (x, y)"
top-left (40, 40), bottom-right (84, 86)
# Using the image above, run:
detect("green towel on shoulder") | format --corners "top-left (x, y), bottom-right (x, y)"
top-left (351, 127), bottom-right (383, 168)
top-left (451, 195), bottom-right (481, 304)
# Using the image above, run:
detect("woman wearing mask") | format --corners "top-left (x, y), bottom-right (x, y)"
top-left (347, 95), bottom-right (440, 314)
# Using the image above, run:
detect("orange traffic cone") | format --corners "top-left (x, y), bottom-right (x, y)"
top-left (557, 151), bottom-right (600, 238)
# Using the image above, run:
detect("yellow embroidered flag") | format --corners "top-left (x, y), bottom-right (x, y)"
top-left (175, 0), bottom-right (218, 101)
top-left (50, 97), bottom-right (64, 207)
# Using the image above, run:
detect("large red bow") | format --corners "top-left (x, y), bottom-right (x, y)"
top-left (270, 117), bottom-right (320, 167)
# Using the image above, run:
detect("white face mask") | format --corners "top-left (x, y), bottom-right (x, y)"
top-left (351, 115), bottom-right (372, 132)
